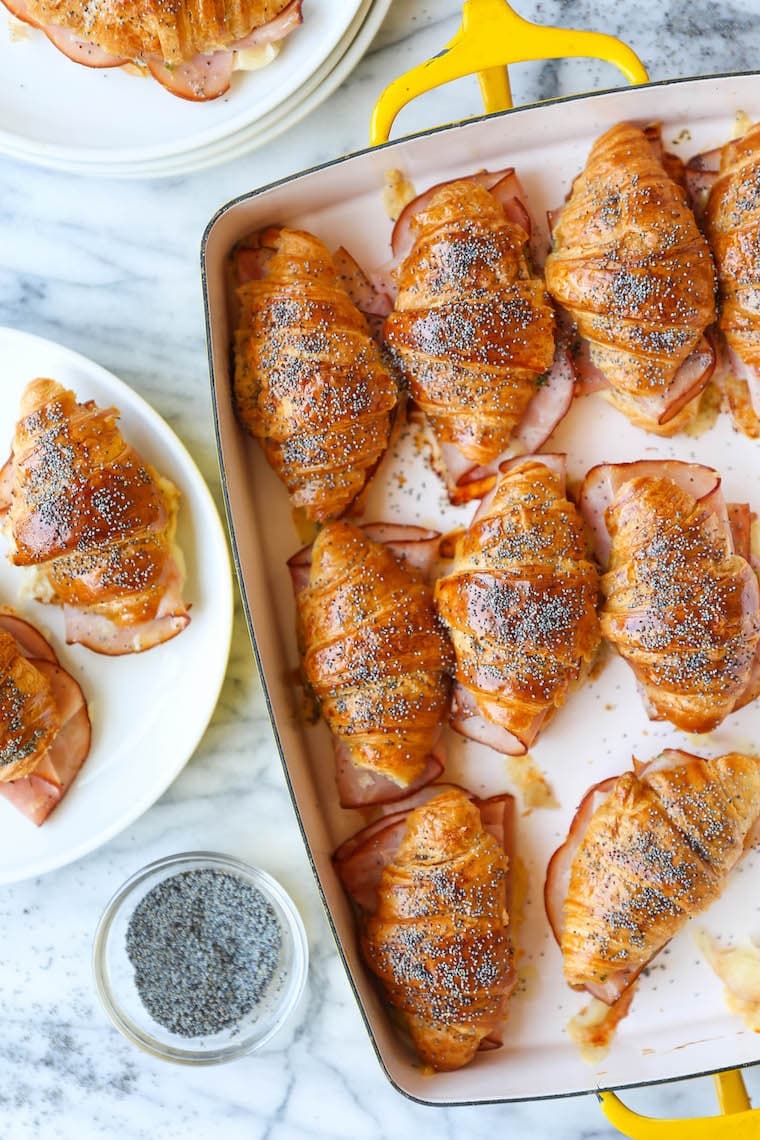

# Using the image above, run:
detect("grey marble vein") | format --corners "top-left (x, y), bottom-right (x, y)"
top-left (2, 1), bottom-right (760, 1138)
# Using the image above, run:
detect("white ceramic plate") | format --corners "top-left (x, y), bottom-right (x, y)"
top-left (1, 0), bottom-right (390, 179)
top-left (0, 0), bottom-right (363, 167)
top-left (0, 327), bottom-right (233, 884)
top-left (204, 74), bottom-right (760, 1103)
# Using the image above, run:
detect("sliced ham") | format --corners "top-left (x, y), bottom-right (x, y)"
top-left (579, 460), bottom-right (724, 568)
top-left (234, 245), bottom-right (275, 286)
top-left (391, 169), bottom-right (530, 259)
top-left (0, 457), bottom-right (13, 514)
top-left (335, 737), bottom-right (444, 810)
top-left (335, 791), bottom-right (515, 914)
top-left (729, 503), bottom-right (753, 562)
top-left (373, 781), bottom-right (470, 818)
top-left (63, 605), bottom-right (190, 655)
top-left (727, 347), bottom-right (760, 419)
top-left (333, 247), bottom-right (393, 319)
top-left (231, 0), bottom-right (302, 49)
top-left (1, 0), bottom-right (40, 26)
top-left (147, 52), bottom-right (234, 101)
top-left (288, 523), bottom-right (442, 596)
top-left (450, 681), bottom-right (527, 756)
top-left (686, 146), bottom-right (722, 216)
top-left (0, 612), bottom-right (58, 663)
top-left (43, 25), bottom-right (127, 66)
top-left (0, 653), bottom-right (91, 826)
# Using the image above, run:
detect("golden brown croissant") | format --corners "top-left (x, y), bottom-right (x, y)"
top-left (435, 455), bottom-right (601, 755)
top-left (291, 521), bottom-right (452, 808)
top-left (545, 123), bottom-right (716, 434)
top-left (580, 460), bottom-right (760, 732)
top-left (2, 0), bottom-right (302, 100)
top-left (336, 787), bottom-right (515, 1071)
top-left (546, 749), bottom-right (760, 1004)
top-left (233, 227), bottom-right (398, 523)
top-left (0, 612), bottom-right (91, 825)
top-left (0, 379), bottom-right (190, 656)
top-left (384, 177), bottom-right (557, 471)
top-left (702, 122), bottom-right (760, 437)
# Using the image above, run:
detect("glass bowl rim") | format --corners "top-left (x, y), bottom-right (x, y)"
top-left (92, 850), bottom-right (309, 1065)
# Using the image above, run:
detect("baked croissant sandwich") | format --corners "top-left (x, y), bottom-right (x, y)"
top-left (545, 749), bottom-right (760, 1006)
top-left (384, 172), bottom-right (572, 504)
top-left (2, 0), bottom-right (302, 100)
top-left (435, 455), bottom-right (601, 755)
top-left (545, 123), bottom-right (717, 434)
top-left (580, 460), bottom-right (760, 732)
top-left (335, 786), bottom-right (516, 1071)
top-left (289, 521), bottom-right (452, 808)
top-left (232, 227), bottom-right (399, 522)
top-left (0, 611), bottom-right (91, 826)
top-left (0, 379), bottom-right (190, 655)
top-left (688, 121), bottom-right (760, 437)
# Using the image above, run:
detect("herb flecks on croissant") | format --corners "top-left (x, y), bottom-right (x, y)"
top-left (384, 178), bottom-right (556, 469)
top-left (435, 455), bottom-right (601, 756)
top-left (703, 121), bottom-right (760, 436)
top-left (233, 227), bottom-right (398, 523)
top-left (291, 521), bottom-right (452, 809)
top-left (545, 123), bottom-right (716, 434)
top-left (0, 379), bottom-right (190, 656)
top-left (546, 750), bottom-right (760, 1005)
top-left (336, 787), bottom-right (515, 1072)
top-left (581, 460), bottom-right (760, 733)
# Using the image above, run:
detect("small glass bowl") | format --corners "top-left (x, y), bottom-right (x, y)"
top-left (93, 851), bottom-right (308, 1065)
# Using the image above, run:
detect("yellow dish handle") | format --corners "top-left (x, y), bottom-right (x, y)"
top-left (370, 0), bottom-right (649, 145)
top-left (599, 1071), bottom-right (760, 1138)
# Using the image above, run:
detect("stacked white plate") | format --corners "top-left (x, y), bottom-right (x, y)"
top-left (0, 0), bottom-right (391, 177)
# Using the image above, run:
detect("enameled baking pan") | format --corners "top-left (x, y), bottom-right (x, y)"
top-left (202, 3), bottom-right (760, 1131)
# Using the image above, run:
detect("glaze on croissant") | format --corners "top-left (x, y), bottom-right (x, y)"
top-left (545, 123), bottom-right (716, 433)
top-left (342, 788), bottom-right (515, 1071)
top-left (435, 456), bottom-right (601, 755)
top-left (0, 612), bottom-right (91, 825)
top-left (545, 750), bottom-right (760, 1004)
top-left (233, 227), bottom-right (398, 522)
top-left (0, 379), bottom-right (190, 655)
top-left (2, 0), bottom-right (302, 101)
top-left (580, 461), bottom-right (760, 732)
top-left (294, 521), bottom-right (452, 806)
top-left (384, 179), bottom-right (556, 466)
top-left (703, 121), bottom-right (760, 436)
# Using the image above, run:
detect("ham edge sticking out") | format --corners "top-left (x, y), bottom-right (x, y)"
top-left (1, 0), bottom-right (302, 100)
top-left (0, 612), bottom-right (91, 826)
top-left (288, 524), bottom-right (446, 809)
top-left (334, 785), bottom-right (516, 1052)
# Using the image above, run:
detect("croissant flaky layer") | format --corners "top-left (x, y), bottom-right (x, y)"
top-left (705, 123), bottom-right (760, 415)
top-left (361, 789), bottom-right (514, 1071)
top-left (545, 123), bottom-right (716, 433)
top-left (384, 180), bottom-right (555, 464)
top-left (553, 751), bottom-right (760, 1003)
top-left (599, 472), bottom-right (760, 732)
top-left (296, 521), bottom-right (452, 789)
top-left (17, 0), bottom-right (294, 64)
top-left (2, 378), bottom-right (189, 655)
top-left (0, 629), bottom-right (59, 782)
top-left (435, 457), bottom-right (601, 754)
top-left (234, 228), bottom-right (398, 522)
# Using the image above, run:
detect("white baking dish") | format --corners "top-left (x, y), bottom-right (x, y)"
top-left (202, 71), bottom-right (760, 1106)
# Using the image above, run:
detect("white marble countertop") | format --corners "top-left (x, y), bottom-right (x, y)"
top-left (2, 2), bottom-right (760, 1137)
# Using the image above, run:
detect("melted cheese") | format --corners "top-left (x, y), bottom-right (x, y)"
top-left (234, 41), bottom-right (280, 72)
top-left (696, 930), bottom-right (760, 1031)
top-left (382, 169), bottom-right (416, 222)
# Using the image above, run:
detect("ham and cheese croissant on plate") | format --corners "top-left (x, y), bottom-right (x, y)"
top-left (289, 521), bottom-right (452, 808)
top-left (2, 0), bottom-right (302, 100)
top-left (0, 379), bottom-right (190, 656)
top-left (232, 227), bottom-right (398, 523)
top-left (687, 121), bottom-right (760, 438)
top-left (435, 455), bottom-right (601, 755)
top-left (0, 611), bottom-right (91, 826)
top-left (384, 173), bottom-right (573, 504)
top-left (580, 460), bottom-right (760, 732)
top-left (335, 786), bottom-right (516, 1071)
top-left (545, 123), bottom-right (717, 434)
top-left (545, 749), bottom-right (760, 1006)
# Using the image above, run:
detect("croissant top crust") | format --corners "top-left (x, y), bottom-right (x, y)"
top-left (0, 630), bottom-right (59, 782)
top-left (20, 0), bottom-right (292, 63)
